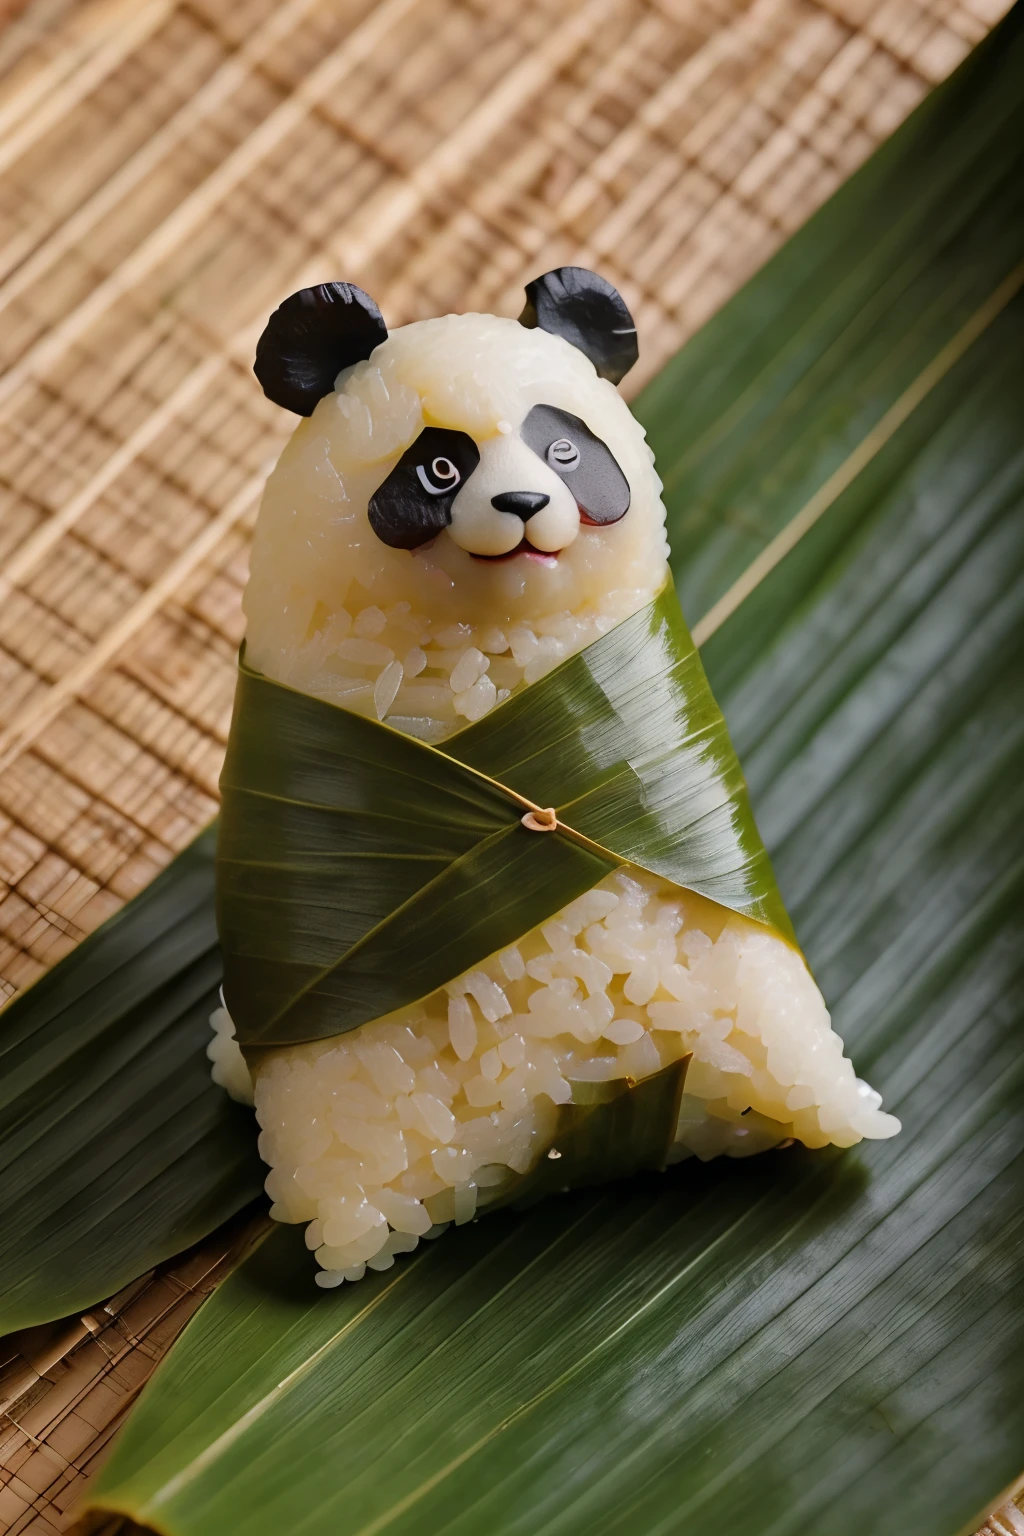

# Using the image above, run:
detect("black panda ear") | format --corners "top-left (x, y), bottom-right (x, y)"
top-left (254, 282), bottom-right (388, 416)
top-left (518, 267), bottom-right (638, 385)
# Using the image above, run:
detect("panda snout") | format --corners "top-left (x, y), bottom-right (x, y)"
top-left (491, 491), bottom-right (550, 516)
top-left (444, 432), bottom-right (580, 558)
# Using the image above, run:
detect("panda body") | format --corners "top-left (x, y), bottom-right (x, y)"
top-left (210, 276), bottom-right (899, 1288)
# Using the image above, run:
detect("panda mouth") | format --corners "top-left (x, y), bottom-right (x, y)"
top-left (471, 538), bottom-right (559, 564)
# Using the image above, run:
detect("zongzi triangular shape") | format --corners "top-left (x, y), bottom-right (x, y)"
top-left (213, 275), bottom-right (899, 1286)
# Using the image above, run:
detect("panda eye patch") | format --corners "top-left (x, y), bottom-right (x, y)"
top-left (417, 456), bottom-right (461, 495)
top-left (521, 403), bottom-right (630, 526)
top-left (368, 427), bottom-right (479, 550)
top-left (546, 438), bottom-right (580, 471)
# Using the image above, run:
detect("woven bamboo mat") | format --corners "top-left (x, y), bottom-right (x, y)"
top-left (0, 1210), bottom-right (271, 1536)
top-left (0, 0), bottom-right (1010, 1006)
top-left (0, 0), bottom-right (1016, 1531)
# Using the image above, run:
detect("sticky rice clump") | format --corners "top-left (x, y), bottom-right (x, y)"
top-left (218, 309), bottom-right (901, 1285)
top-left (241, 314), bottom-right (669, 739)
top-left (212, 869), bottom-right (899, 1287)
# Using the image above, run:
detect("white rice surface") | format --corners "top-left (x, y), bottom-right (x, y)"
top-left (213, 869), bottom-right (899, 1286)
top-left (242, 314), bottom-right (668, 740)
top-left (208, 999), bottom-right (255, 1106)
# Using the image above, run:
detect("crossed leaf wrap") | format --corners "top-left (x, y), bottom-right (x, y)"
top-left (218, 582), bottom-right (792, 1034)
top-left (216, 582), bottom-right (793, 1181)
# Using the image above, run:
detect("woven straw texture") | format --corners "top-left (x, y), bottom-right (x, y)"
top-left (0, 0), bottom-right (1010, 1007)
top-left (0, 0), bottom-right (1015, 1531)
top-left (0, 1211), bottom-right (270, 1536)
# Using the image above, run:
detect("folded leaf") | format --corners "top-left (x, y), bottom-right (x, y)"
top-left (218, 583), bottom-right (790, 1048)
top-left (506, 1057), bottom-right (690, 1208)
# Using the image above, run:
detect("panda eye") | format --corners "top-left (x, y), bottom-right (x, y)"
top-left (416, 456), bottom-right (461, 496)
top-left (547, 438), bottom-right (580, 472)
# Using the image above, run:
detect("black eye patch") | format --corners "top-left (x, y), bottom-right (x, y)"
top-left (368, 427), bottom-right (480, 550)
top-left (521, 404), bottom-right (630, 526)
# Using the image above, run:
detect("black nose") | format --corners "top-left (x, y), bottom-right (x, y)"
top-left (491, 490), bottom-right (550, 516)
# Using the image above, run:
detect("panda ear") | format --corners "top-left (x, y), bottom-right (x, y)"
top-left (254, 282), bottom-right (388, 416)
top-left (518, 267), bottom-right (638, 385)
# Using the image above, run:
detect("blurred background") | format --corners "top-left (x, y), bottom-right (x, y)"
top-left (0, 0), bottom-right (1008, 1008)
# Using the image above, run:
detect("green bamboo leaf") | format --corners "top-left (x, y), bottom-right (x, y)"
top-left (638, 0), bottom-right (1024, 629)
top-left (505, 1057), bottom-right (691, 1208)
top-left (455, 588), bottom-right (790, 930)
top-left (79, 12), bottom-right (1024, 1531)
top-left (215, 658), bottom-right (527, 1034)
top-left (219, 582), bottom-right (789, 1049)
top-left (244, 821), bottom-right (612, 1055)
top-left (0, 830), bottom-right (265, 1334)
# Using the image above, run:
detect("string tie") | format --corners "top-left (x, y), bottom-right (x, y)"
top-left (521, 806), bottom-right (558, 833)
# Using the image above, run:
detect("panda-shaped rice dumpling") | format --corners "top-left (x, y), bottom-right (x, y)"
top-left (209, 269), bottom-right (899, 1287)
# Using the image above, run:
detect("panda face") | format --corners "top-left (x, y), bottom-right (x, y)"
top-left (367, 403), bottom-right (631, 560)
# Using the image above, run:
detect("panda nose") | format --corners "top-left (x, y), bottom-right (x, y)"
top-left (491, 490), bottom-right (550, 516)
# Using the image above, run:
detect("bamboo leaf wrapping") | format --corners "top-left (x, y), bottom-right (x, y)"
top-left (217, 582), bottom-right (791, 1051)
top-left (503, 1058), bottom-right (691, 1208)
